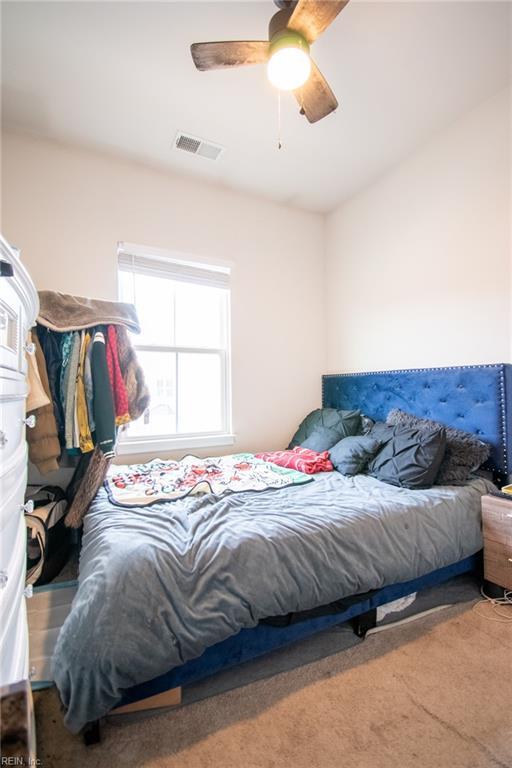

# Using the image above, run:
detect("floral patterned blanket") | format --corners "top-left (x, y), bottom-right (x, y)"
top-left (105, 453), bottom-right (312, 507)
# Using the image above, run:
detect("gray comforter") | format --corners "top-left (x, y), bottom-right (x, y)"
top-left (53, 473), bottom-right (492, 732)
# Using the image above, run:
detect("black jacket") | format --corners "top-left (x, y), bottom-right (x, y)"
top-left (36, 325), bottom-right (64, 441)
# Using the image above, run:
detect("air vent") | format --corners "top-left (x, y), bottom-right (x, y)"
top-left (174, 131), bottom-right (224, 161)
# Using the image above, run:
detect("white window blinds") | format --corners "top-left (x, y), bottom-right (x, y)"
top-left (118, 246), bottom-right (230, 289)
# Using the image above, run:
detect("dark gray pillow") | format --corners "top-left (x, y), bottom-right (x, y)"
top-left (386, 409), bottom-right (490, 485)
top-left (360, 414), bottom-right (375, 435)
top-left (367, 423), bottom-right (447, 489)
top-left (301, 426), bottom-right (342, 452)
top-left (330, 435), bottom-right (383, 476)
top-left (368, 422), bottom-right (396, 443)
top-left (289, 408), bottom-right (361, 449)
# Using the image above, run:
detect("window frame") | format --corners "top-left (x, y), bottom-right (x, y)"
top-left (116, 242), bottom-right (234, 455)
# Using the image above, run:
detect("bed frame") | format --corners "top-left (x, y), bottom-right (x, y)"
top-left (83, 363), bottom-right (512, 743)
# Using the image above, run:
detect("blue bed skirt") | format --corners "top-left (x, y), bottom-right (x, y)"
top-left (116, 553), bottom-right (480, 708)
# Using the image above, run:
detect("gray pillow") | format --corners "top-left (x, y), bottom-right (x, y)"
top-left (289, 408), bottom-right (361, 449)
top-left (386, 409), bottom-right (490, 485)
top-left (330, 435), bottom-right (383, 476)
top-left (367, 423), bottom-right (447, 489)
top-left (301, 426), bottom-right (342, 452)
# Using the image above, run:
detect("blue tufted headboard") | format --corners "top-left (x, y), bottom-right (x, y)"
top-left (322, 364), bottom-right (512, 481)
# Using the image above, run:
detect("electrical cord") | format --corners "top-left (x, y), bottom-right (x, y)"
top-left (472, 587), bottom-right (512, 623)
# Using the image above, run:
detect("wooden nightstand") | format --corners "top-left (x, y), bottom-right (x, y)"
top-left (481, 494), bottom-right (512, 594)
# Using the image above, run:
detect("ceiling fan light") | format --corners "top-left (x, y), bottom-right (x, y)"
top-left (267, 32), bottom-right (311, 91)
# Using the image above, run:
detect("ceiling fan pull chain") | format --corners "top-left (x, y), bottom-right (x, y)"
top-left (277, 90), bottom-right (283, 150)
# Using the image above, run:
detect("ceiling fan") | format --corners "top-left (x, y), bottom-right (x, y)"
top-left (191, 0), bottom-right (349, 124)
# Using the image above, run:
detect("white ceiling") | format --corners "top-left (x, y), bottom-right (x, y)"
top-left (2, 1), bottom-right (510, 212)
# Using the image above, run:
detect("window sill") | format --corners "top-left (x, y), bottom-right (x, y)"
top-left (116, 433), bottom-right (236, 456)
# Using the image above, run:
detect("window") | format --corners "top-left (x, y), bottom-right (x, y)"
top-left (117, 243), bottom-right (232, 453)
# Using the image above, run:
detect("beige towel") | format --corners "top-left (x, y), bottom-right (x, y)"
top-left (37, 291), bottom-right (141, 333)
top-left (27, 333), bottom-right (61, 474)
top-left (26, 333), bottom-right (50, 412)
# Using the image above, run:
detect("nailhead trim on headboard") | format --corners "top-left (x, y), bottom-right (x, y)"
top-left (499, 367), bottom-right (508, 473)
top-left (321, 364), bottom-right (510, 476)
top-left (323, 363), bottom-right (505, 379)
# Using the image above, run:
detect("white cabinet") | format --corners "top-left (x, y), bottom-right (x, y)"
top-left (0, 235), bottom-right (38, 687)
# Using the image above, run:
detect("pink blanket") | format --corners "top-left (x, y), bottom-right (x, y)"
top-left (255, 446), bottom-right (333, 474)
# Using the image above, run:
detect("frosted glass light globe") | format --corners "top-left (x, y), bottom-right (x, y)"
top-left (267, 46), bottom-right (311, 91)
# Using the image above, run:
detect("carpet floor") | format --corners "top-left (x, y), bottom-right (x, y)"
top-left (35, 600), bottom-right (512, 768)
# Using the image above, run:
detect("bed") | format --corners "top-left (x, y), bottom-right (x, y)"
top-left (52, 363), bottom-right (512, 736)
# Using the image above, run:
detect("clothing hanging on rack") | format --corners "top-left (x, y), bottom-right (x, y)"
top-left (106, 325), bottom-right (130, 426)
top-left (26, 290), bottom-right (150, 528)
top-left (77, 331), bottom-right (94, 453)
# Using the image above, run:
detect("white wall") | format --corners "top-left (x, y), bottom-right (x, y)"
top-left (326, 88), bottom-right (511, 373)
top-left (1, 87), bottom-right (509, 466)
top-left (1, 132), bottom-right (325, 457)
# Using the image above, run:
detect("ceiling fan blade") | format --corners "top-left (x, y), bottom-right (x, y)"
top-left (294, 60), bottom-right (338, 123)
top-left (191, 41), bottom-right (269, 71)
top-left (287, 0), bottom-right (349, 44)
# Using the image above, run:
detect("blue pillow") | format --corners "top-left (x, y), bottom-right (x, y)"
top-left (301, 426), bottom-right (342, 452)
top-left (329, 435), bottom-right (383, 475)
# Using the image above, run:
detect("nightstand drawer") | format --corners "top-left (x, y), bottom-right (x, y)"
top-left (483, 539), bottom-right (512, 591)
top-left (482, 509), bottom-right (512, 547)
top-left (481, 495), bottom-right (512, 546)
